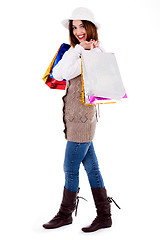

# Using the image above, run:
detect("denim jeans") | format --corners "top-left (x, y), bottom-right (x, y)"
top-left (63, 141), bottom-right (104, 192)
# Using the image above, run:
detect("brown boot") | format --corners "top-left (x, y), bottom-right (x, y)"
top-left (43, 187), bottom-right (80, 229)
top-left (82, 187), bottom-right (120, 233)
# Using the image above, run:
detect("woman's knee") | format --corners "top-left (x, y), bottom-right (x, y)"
top-left (82, 149), bottom-right (99, 173)
top-left (83, 163), bottom-right (99, 175)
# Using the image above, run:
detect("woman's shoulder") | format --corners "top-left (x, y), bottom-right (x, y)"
top-left (63, 44), bottom-right (84, 56)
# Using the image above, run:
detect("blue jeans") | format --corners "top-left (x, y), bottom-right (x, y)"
top-left (63, 141), bottom-right (104, 192)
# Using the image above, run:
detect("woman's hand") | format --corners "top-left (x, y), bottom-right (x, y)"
top-left (79, 40), bottom-right (99, 50)
top-left (91, 39), bottom-right (99, 48)
top-left (79, 41), bottom-right (91, 50)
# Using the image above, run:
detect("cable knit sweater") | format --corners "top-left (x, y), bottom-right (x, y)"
top-left (52, 43), bottom-right (104, 142)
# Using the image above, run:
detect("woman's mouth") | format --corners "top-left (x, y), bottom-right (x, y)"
top-left (77, 34), bottom-right (85, 40)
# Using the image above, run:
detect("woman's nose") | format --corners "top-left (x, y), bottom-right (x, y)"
top-left (77, 28), bottom-right (83, 35)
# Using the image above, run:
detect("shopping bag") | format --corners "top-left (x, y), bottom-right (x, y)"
top-left (42, 43), bottom-right (70, 89)
top-left (80, 49), bottom-right (127, 105)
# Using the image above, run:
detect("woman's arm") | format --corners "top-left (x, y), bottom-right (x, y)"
top-left (52, 44), bottom-right (84, 81)
top-left (52, 41), bottom-right (106, 81)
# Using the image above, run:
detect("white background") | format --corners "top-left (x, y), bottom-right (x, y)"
top-left (0, 0), bottom-right (160, 239)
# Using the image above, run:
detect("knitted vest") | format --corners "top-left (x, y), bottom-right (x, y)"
top-left (62, 75), bottom-right (97, 143)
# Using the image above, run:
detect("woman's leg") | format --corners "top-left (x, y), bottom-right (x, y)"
top-left (82, 141), bottom-right (104, 188)
top-left (64, 141), bottom-right (91, 192)
top-left (43, 140), bottom-right (91, 229)
top-left (82, 142), bottom-right (114, 233)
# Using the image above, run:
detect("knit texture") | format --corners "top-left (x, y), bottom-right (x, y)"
top-left (62, 75), bottom-right (97, 142)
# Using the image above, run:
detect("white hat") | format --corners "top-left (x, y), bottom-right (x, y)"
top-left (61, 7), bottom-right (101, 29)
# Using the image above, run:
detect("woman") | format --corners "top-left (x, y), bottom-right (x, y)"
top-left (43, 7), bottom-right (114, 233)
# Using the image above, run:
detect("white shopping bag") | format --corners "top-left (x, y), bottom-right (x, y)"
top-left (81, 50), bottom-right (126, 104)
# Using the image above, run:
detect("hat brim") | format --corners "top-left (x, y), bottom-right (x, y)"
top-left (61, 19), bottom-right (101, 29)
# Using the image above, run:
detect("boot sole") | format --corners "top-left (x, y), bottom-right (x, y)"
top-left (43, 221), bottom-right (72, 229)
top-left (82, 225), bottom-right (112, 233)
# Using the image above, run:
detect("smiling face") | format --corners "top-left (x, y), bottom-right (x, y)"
top-left (72, 20), bottom-right (87, 43)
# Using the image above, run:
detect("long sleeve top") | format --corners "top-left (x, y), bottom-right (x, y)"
top-left (52, 42), bottom-right (105, 83)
